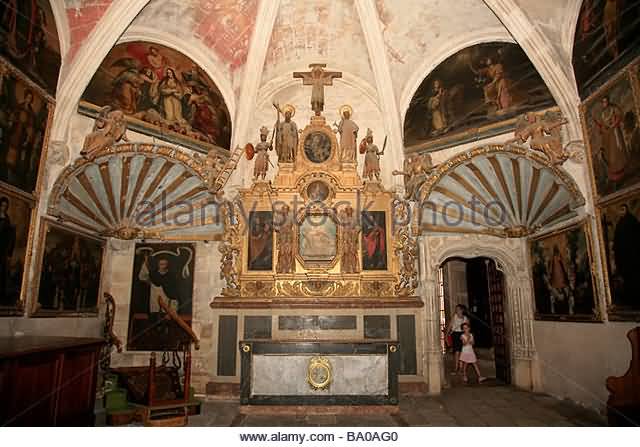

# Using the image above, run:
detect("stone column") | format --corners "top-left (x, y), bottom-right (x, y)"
top-left (505, 270), bottom-right (542, 392)
top-left (419, 237), bottom-right (443, 394)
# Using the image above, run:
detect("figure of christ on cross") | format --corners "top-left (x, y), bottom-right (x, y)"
top-left (293, 64), bottom-right (342, 116)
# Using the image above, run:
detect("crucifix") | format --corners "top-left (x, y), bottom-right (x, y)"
top-left (293, 63), bottom-right (342, 116)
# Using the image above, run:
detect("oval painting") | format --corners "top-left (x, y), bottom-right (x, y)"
top-left (304, 131), bottom-right (332, 163)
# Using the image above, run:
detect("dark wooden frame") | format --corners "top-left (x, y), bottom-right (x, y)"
top-left (30, 218), bottom-right (106, 317)
top-left (239, 340), bottom-right (400, 406)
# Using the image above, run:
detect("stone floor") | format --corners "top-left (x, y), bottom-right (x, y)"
top-left (186, 385), bottom-right (606, 427)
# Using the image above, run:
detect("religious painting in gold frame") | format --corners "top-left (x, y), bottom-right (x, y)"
top-left (528, 220), bottom-right (600, 322)
top-left (0, 184), bottom-right (35, 316)
top-left (0, 58), bottom-right (54, 196)
top-left (247, 210), bottom-right (274, 271)
top-left (580, 61), bottom-right (640, 202)
top-left (596, 190), bottom-right (640, 320)
top-left (31, 218), bottom-right (106, 317)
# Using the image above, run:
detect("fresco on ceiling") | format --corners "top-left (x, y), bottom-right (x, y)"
top-left (573, 0), bottom-right (640, 99)
top-left (194, 0), bottom-right (258, 69)
top-left (0, 0), bottom-right (61, 95)
top-left (403, 43), bottom-right (556, 151)
top-left (65, 0), bottom-right (115, 62)
top-left (263, 0), bottom-right (373, 84)
top-left (80, 41), bottom-right (232, 151)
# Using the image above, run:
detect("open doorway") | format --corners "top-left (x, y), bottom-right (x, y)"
top-left (439, 257), bottom-right (511, 385)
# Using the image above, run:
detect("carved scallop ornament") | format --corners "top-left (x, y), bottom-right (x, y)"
top-left (48, 143), bottom-right (224, 240)
top-left (416, 145), bottom-right (585, 238)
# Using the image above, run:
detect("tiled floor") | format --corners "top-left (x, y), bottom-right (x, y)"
top-left (186, 385), bottom-right (606, 427)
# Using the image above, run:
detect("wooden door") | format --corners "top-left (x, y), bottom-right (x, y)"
top-left (485, 260), bottom-right (511, 384)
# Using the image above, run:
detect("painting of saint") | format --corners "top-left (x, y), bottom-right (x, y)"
top-left (0, 0), bottom-right (61, 95)
top-left (361, 211), bottom-right (387, 270)
top-left (573, 0), bottom-right (640, 98)
top-left (80, 42), bottom-right (232, 153)
top-left (600, 193), bottom-right (640, 314)
top-left (582, 72), bottom-right (638, 198)
top-left (0, 187), bottom-right (32, 313)
top-left (299, 214), bottom-right (337, 262)
top-left (127, 243), bottom-right (195, 350)
top-left (304, 131), bottom-right (332, 163)
top-left (248, 211), bottom-right (273, 271)
top-left (0, 63), bottom-right (50, 193)
top-left (403, 42), bottom-right (556, 151)
top-left (35, 222), bottom-right (104, 315)
top-left (529, 222), bottom-right (598, 320)
top-left (306, 181), bottom-right (330, 202)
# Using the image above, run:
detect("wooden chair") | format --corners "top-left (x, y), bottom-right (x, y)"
top-left (606, 327), bottom-right (640, 426)
top-left (109, 296), bottom-right (201, 426)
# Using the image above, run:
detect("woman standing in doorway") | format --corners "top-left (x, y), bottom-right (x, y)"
top-left (447, 304), bottom-right (469, 374)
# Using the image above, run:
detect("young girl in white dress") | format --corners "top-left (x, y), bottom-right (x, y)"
top-left (459, 322), bottom-right (486, 384)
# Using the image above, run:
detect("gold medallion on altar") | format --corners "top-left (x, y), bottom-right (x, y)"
top-left (307, 356), bottom-right (332, 390)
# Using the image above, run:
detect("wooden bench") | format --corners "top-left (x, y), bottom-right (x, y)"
top-left (606, 327), bottom-right (640, 426)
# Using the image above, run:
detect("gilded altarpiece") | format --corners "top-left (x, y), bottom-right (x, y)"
top-left (212, 115), bottom-right (419, 307)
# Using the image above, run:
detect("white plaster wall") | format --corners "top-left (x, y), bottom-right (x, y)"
top-left (534, 321), bottom-right (638, 413)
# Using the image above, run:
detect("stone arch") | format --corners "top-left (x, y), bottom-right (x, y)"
top-left (418, 234), bottom-right (541, 393)
top-left (48, 0), bottom-right (71, 58)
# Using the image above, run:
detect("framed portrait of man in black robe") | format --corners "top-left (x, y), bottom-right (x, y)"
top-left (127, 242), bottom-right (195, 350)
top-left (599, 192), bottom-right (640, 318)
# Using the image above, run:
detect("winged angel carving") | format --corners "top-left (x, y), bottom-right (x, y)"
top-left (507, 111), bottom-right (583, 165)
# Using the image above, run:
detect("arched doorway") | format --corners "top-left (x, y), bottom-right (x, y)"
top-left (439, 257), bottom-right (510, 384)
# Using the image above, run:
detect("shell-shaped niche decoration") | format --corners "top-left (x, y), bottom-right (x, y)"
top-left (417, 145), bottom-right (585, 237)
top-left (48, 143), bottom-right (224, 240)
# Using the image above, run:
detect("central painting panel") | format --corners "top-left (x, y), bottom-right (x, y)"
top-left (298, 214), bottom-right (337, 263)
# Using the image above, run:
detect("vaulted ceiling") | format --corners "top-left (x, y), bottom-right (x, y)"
top-left (51, 0), bottom-right (584, 165)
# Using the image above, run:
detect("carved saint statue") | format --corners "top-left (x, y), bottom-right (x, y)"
top-left (273, 103), bottom-right (298, 163)
top-left (508, 111), bottom-right (570, 165)
top-left (360, 129), bottom-right (385, 181)
top-left (275, 205), bottom-right (295, 274)
top-left (337, 106), bottom-right (359, 163)
top-left (340, 205), bottom-right (360, 274)
top-left (81, 106), bottom-right (129, 158)
top-left (392, 152), bottom-right (435, 200)
top-left (293, 64), bottom-right (342, 116)
top-left (253, 126), bottom-right (272, 181)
